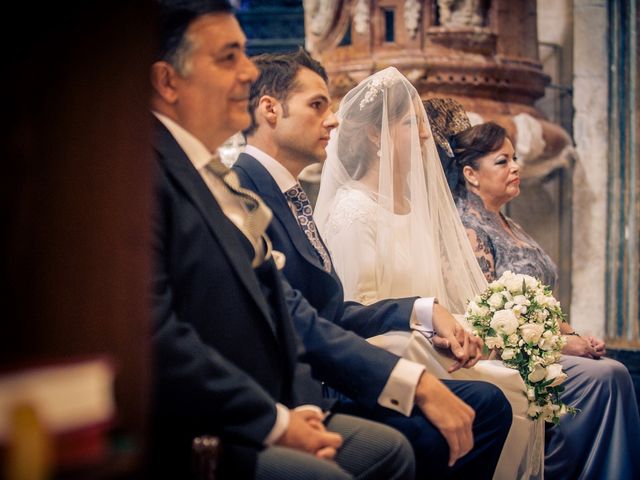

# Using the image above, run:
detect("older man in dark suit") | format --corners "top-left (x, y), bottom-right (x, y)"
top-left (233, 50), bottom-right (512, 479)
top-left (149, 1), bottom-right (416, 479)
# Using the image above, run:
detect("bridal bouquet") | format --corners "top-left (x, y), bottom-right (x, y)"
top-left (465, 271), bottom-right (575, 423)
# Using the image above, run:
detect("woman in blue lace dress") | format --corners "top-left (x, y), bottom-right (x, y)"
top-left (425, 102), bottom-right (640, 479)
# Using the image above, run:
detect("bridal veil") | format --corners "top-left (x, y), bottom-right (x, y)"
top-left (315, 68), bottom-right (544, 480)
top-left (314, 67), bottom-right (487, 314)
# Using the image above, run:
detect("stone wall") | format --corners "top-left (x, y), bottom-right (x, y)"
top-left (508, 0), bottom-right (575, 315)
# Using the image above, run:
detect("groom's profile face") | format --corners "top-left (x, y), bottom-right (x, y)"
top-left (274, 67), bottom-right (339, 165)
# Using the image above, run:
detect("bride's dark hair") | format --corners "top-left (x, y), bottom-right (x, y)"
top-left (337, 78), bottom-right (414, 180)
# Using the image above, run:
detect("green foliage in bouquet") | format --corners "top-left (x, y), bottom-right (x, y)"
top-left (465, 271), bottom-right (577, 423)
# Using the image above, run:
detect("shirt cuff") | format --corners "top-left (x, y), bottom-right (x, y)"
top-left (377, 358), bottom-right (425, 416)
top-left (294, 404), bottom-right (324, 416)
top-left (263, 403), bottom-right (290, 446)
top-left (411, 297), bottom-right (438, 333)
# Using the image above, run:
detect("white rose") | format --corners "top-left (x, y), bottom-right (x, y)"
top-left (468, 301), bottom-right (489, 317)
top-left (528, 365), bottom-right (547, 383)
top-left (489, 281), bottom-right (505, 292)
top-left (526, 402), bottom-right (542, 418)
top-left (487, 293), bottom-right (505, 309)
top-left (523, 275), bottom-right (539, 290)
top-left (501, 348), bottom-right (516, 360)
top-left (538, 335), bottom-right (555, 351)
top-left (530, 354), bottom-right (544, 366)
top-left (543, 351), bottom-right (559, 365)
top-left (490, 310), bottom-right (519, 335)
top-left (534, 294), bottom-right (549, 307)
top-left (544, 350), bottom-right (562, 364)
top-left (504, 274), bottom-right (526, 294)
top-left (542, 403), bottom-right (560, 422)
top-left (485, 336), bottom-right (504, 349)
top-left (499, 270), bottom-right (515, 281)
top-left (513, 304), bottom-right (528, 316)
top-left (513, 295), bottom-right (530, 306)
top-left (537, 309), bottom-right (549, 321)
top-left (544, 363), bottom-right (567, 387)
top-left (520, 323), bottom-right (545, 344)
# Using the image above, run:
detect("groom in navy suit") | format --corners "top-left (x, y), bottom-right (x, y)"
top-left (234, 49), bottom-right (511, 479)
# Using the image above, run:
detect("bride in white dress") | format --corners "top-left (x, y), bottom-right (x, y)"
top-left (314, 67), bottom-right (543, 480)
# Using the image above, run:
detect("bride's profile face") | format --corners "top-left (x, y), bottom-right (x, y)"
top-left (391, 105), bottom-right (430, 178)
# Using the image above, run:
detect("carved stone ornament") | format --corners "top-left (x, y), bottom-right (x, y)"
top-left (437, 0), bottom-right (487, 27)
top-left (404, 0), bottom-right (421, 38)
top-left (304, 0), bottom-right (339, 36)
top-left (353, 0), bottom-right (369, 35)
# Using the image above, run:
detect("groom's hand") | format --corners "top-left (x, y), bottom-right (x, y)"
top-left (431, 304), bottom-right (483, 372)
top-left (414, 371), bottom-right (475, 467)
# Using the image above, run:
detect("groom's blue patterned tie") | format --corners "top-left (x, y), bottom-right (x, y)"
top-left (285, 183), bottom-right (332, 273)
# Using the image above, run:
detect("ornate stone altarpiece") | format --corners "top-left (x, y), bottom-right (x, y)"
top-left (304, 0), bottom-right (576, 310)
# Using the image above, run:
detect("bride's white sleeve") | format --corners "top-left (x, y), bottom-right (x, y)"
top-left (323, 209), bottom-right (380, 305)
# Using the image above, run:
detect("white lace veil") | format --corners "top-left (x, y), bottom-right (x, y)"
top-left (314, 67), bottom-right (488, 314)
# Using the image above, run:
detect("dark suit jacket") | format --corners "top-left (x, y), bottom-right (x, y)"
top-left (233, 153), bottom-right (417, 338)
top-left (151, 121), bottom-right (402, 477)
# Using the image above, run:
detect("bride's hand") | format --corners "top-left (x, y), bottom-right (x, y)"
top-left (431, 304), bottom-right (483, 372)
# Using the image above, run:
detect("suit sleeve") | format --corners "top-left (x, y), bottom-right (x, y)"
top-left (278, 273), bottom-right (402, 411)
top-left (338, 298), bottom-right (417, 337)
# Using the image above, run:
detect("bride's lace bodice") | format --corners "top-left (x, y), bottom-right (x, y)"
top-left (321, 186), bottom-right (414, 305)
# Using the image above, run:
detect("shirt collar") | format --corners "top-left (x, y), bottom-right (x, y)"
top-left (153, 111), bottom-right (215, 170)
top-left (243, 145), bottom-right (298, 193)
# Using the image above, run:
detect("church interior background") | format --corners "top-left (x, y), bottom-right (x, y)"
top-left (231, 0), bottom-right (640, 404)
top-left (0, 1), bottom-right (637, 477)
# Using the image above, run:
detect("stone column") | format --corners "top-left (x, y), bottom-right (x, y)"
top-left (571, 0), bottom-right (609, 337)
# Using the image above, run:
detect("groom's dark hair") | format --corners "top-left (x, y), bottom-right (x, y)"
top-left (243, 48), bottom-right (328, 137)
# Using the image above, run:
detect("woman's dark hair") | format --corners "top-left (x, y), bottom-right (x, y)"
top-left (449, 121), bottom-right (508, 198)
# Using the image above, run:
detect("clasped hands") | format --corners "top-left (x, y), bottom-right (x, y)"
top-left (276, 407), bottom-right (342, 460)
top-left (430, 303), bottom-right (485, 373)
top-left (562, 333), bottom-right (606, 359)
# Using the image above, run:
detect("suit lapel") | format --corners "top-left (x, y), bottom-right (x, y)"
top-left (235, 153), bottom-right (332, 274)
top-left (153, 122), bottom-right (278, 334)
